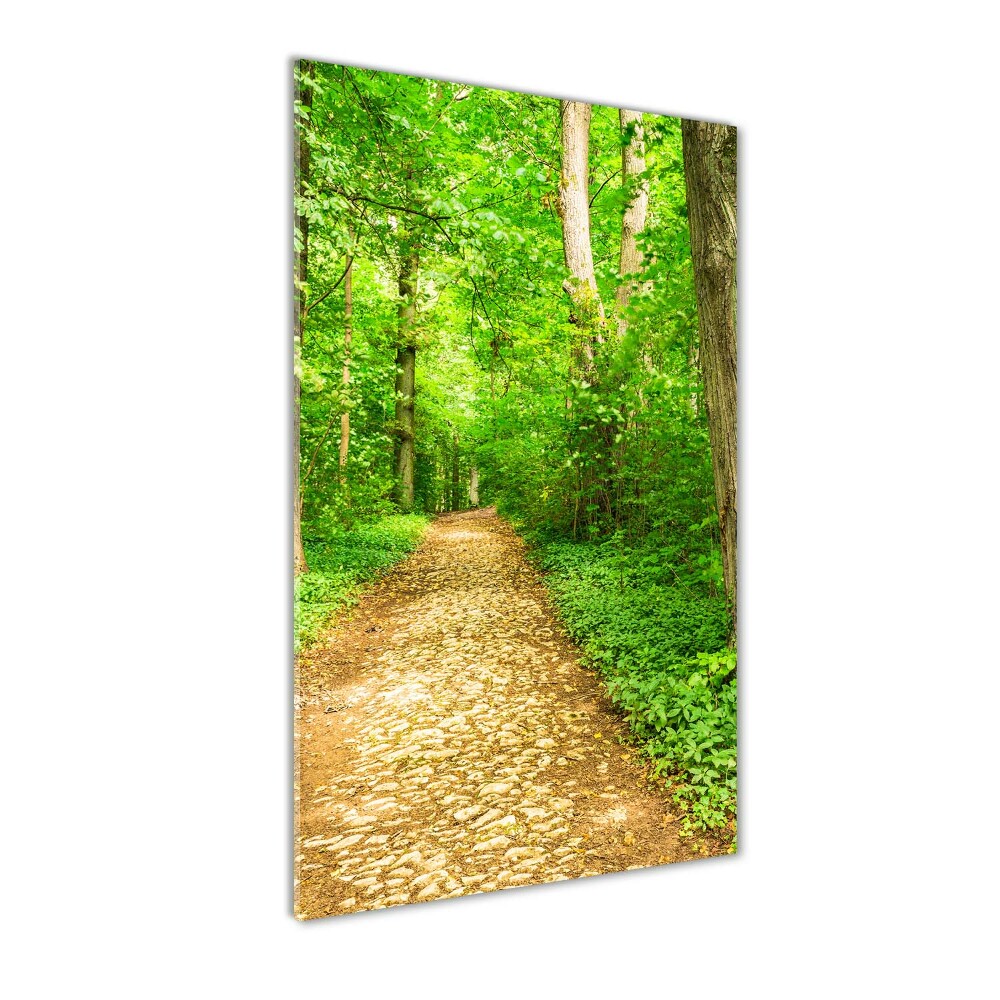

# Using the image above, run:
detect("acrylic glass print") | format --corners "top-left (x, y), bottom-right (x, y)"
top-left (293, 59), bottom-right (737, 919)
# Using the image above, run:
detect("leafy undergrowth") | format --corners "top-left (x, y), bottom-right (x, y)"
top-left (531, 535), bottom-right (736, 842)
top-left (295, 514), bottom-right (429, 652)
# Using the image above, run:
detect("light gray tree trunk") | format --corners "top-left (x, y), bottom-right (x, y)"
top-left (469, 466), bottom-right (479, 507)
top-left (558, 99), bottom-right (611, 534)
top-left (450, 430), bottom-right (460, 512)
top-left (615, 109), bottom-right (649, 341)
top-left (558, 100), bottom-right (605, 373)
top-left (682, 118), bottom-right (737, 626)
top-left (393, 250), bottom-right (419, 511)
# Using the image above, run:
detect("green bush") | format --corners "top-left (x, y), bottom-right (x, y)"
top-left (531, 534), bottom-right (736, 838)
top-left (294, 514), bottom-right (429, 651)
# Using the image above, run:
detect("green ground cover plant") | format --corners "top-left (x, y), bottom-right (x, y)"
top-left (294, 514), bottom-right (428, 651)
top-left (527, 531), bottom-right (736, 837)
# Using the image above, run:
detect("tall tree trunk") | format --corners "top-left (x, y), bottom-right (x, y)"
top-left (615, 109), bottom-right (649, 341)
top-left (450, 431), bottom-right (460, 512)
top-left (393, 249), bottom-right (418, 511)
top-left (469, 466), bottom-right (479, 507)
top-left (339, 257), bottom-right (353, 477)
top-left (559, 100), bottom-right (610, 535)
top-left (293, 60), bottom-right (313, 576)
top-left (682, 119), bottom-right (737, 627)
top-left (558, 100), bottom-right (605, 373)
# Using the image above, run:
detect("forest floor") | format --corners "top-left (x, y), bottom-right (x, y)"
top-left (294, 507), bottom-right (719, 919)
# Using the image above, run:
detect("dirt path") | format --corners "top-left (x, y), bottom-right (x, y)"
top-left (294, 507), bottom-right (700, 919)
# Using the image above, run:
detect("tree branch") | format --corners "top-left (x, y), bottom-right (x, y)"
top-left (589, 168), bottom-right (622, 208)
top-left (303, 258), bottom-right (353, 319)
top-left (340, 191), bottom-right (450, 224)
top-left (300, 411), bottom-right (339, 491)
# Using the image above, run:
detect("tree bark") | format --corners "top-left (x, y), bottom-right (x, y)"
top-left (293, 60), bottom-right (313, 576)
top-left (339, 257), bottom-right (353, 476)
top-left (469, 466), bottom-right (479, 507)
top-left (558, 100), bottom-right (611, 535)
top-left (393, 250), bottom-right (419, 511)
top-left (450, 431), bottom-right (460, 512)
top-left (615, 109), bottom-right (649, 341)
top-left (682, 118), bottom-right (737, 626)
top-left (558, 100), bottom-right (605, 372)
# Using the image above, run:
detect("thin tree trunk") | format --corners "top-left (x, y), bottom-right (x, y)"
top-left (393, 249), bottom-right (419, 511)
top-left (689, 339), bottom-right (700, 416)
top-left (611, 109), bottom-right (651, 513)
top-left (615, 109), bottom-right (649, 341)
top-left (339, 257), bottom-right (353, 477)
top-left (682, 118), bottom-right (737, 629)
top-left (469, 466), bottom-right (479, 507)
top-left (558, 100), bottom-right (605, 373)
top-left (293, 59), bottom-right (313, 576)
top-left (450, 431), bottom-right (460, 512)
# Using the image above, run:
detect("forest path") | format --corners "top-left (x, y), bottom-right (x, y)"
top-left (294, 507), bottom-right (692, 919)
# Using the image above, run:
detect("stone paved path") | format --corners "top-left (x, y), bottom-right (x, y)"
top-left (294, 508), bottom-right (694, 919)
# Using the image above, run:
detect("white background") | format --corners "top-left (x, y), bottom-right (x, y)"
top-left (2, 2), bottom-right (997, 996)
